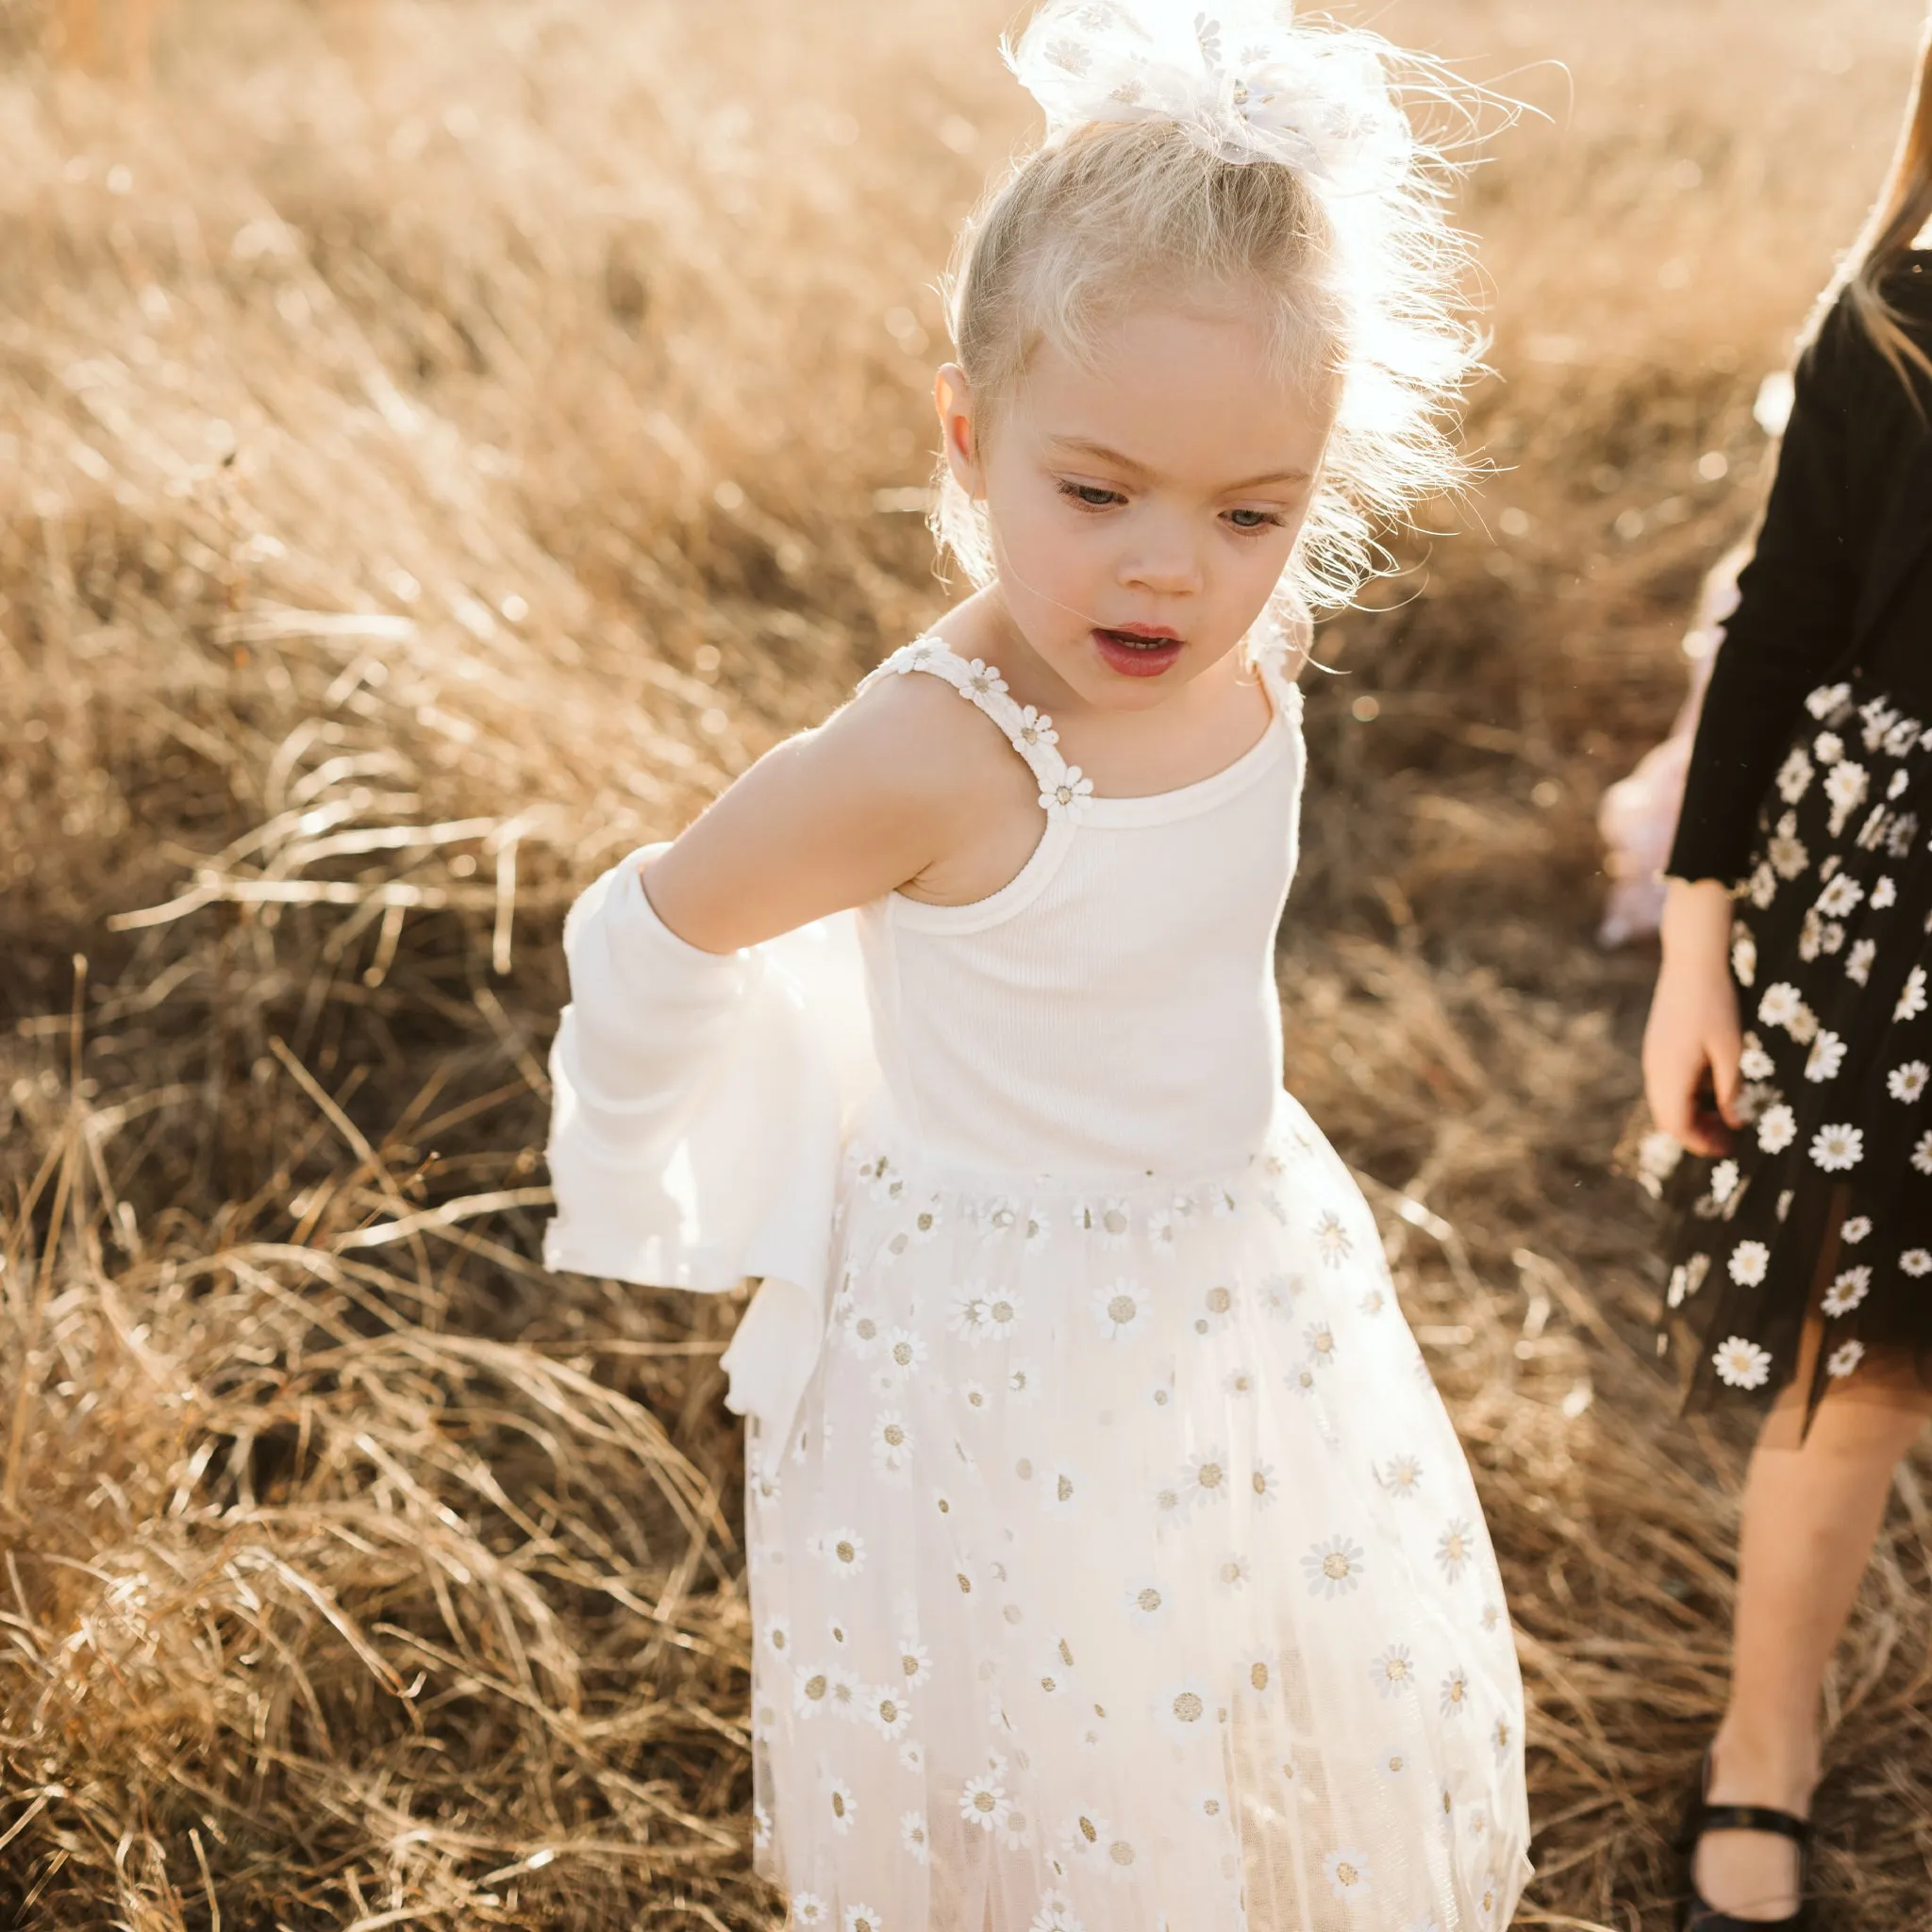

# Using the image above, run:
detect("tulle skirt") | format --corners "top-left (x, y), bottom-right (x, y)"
top-left (1655, 680), bottom-right (1932, 1418)
top-left (746, 1094), bottom-right (1531, 1932)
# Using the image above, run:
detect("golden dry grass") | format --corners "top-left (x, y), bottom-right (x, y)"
top-left (3, 0), bottom-right (1932, 1925)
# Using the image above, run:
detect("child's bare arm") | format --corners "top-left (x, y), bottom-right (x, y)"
top-left (642, 673), bottom-right (1013, 953)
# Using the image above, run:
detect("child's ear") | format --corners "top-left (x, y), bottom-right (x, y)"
top-left (934, 363), bottom-right (984, 500)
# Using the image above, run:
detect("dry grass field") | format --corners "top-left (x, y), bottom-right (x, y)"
top-left (4, 0), bottom-right (1932, 1924)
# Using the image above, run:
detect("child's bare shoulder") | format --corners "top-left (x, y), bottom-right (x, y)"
top-left (814, 660), bottom-right (1034, 811)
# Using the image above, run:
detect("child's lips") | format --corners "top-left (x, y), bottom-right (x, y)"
top-left (1091, 626), bottom-right (1184, 677)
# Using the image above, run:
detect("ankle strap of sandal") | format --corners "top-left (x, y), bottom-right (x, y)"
top-left (1695, 1802), bottom-right (1812, 1843)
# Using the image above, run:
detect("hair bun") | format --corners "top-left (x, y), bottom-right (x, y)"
top-left (1008, 0), bottom-right (1414, 193)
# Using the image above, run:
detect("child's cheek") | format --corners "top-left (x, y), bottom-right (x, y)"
top-left (1008, 502), bottom-right (1102, 612)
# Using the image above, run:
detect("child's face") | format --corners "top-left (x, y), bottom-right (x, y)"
top-left (939, 300), bottom-right (1334, 708)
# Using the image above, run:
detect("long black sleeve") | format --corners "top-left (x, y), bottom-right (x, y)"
top-left (1666, 307), bottom-right (1862, 885)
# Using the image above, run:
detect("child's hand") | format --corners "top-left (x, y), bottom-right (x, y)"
top-left (1642, 877), bottom-right (1743, 1158)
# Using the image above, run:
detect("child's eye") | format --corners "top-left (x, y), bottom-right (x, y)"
top-left (1224, 508), bottom-right (1286, 532)
top-left (1058, 481), bottom-right (1125, 509)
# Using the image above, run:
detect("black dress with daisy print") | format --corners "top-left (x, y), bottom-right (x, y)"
top-left (1651, 264), bottom-right (1932, 1414)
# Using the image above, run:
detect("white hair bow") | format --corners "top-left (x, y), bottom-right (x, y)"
top-left (1009, 0), bottom-right (1413, 194)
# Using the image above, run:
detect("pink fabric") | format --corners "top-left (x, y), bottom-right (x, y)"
top-left (1597, 542), bottom-right (1750, 945)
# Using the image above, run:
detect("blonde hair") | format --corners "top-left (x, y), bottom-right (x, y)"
top-left (934, 51), bottom-right (1479, 625)
top-left (1841, 8), bottom-right (1932, 394)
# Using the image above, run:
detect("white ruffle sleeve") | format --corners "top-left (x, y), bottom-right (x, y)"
top-left (542, 844), bottom-right (875, 1473)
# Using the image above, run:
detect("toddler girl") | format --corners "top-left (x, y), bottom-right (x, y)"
top-left (546, 5), bottom-right (1530, 1927)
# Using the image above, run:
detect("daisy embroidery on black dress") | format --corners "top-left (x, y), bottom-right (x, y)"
top-left (1661, 680), bottom-right (1932, 1412)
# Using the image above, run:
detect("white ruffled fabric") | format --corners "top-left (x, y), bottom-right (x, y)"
top-left (543, 846), bottom-right (877, 1468)
top-left (1010, 0), bottom-right (1413, 192)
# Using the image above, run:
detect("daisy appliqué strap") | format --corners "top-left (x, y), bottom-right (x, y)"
top-left (1249, 628), bottom-right (1306, 733)
top-left (858, 638), bottom-right (1094, 820)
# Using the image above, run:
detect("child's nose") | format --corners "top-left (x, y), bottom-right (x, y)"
top-left (1119, 527), bottom-right (1203, 595)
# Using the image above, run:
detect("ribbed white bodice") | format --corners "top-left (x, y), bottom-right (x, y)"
top-left (854, 638), bottom-right (1305, 1179)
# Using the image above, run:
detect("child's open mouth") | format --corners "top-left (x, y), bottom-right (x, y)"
top-left (1091, 626), bottom-right (1184, 677)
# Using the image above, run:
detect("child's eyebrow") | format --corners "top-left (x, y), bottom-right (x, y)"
top-left (1046, 437), bottom-right (1312, 491)
top-left (1046, 435), bottom-right (1152, 475)
top-left (1218, 466), bottom-right (1315, 492)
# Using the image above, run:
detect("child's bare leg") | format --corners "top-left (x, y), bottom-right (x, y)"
top-left (1697, 1388), bottom-right (1931, 1919)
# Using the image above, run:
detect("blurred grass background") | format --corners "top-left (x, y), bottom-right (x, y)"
top-left (3, 0), bottom-right (1932, 1925)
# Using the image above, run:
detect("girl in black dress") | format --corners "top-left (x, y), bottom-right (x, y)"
top-left (1644, 16), bottom-right (1932, 1928)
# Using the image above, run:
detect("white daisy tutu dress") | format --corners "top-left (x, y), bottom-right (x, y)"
top-left (545, 637), bottom-right (1532, 1932)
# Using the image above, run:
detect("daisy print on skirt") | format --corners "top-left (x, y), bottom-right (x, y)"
top-left (752, 1098), bottom-right (1528, 1931)
top-left (1658, 680), bottom-right (1932, 1420)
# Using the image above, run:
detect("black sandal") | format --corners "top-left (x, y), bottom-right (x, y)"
top-left (1676, 1756), bottom-right (1814, 1931)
